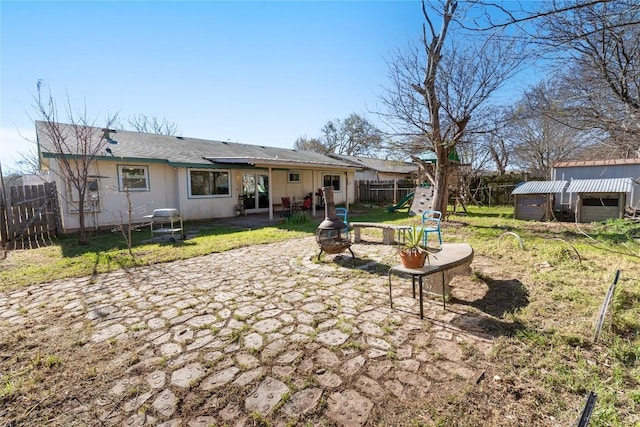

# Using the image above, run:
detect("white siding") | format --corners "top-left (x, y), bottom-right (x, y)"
top-left (51, 158), bottom-right (357, 231)
top-left (178, 167), bottom-right (236, 220)
top-left (53, 160), bottom-right (180, 232)
top-left (553, 165), bottom-right (640, 210)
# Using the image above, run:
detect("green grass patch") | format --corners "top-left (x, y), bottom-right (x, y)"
top-left (0, 221), bottom-right (312, 290)
top-left (1, 204), bottom-right (640, 425)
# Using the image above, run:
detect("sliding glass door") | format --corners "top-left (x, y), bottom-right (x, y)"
top-left (241, 173), bottom-right (269, 212)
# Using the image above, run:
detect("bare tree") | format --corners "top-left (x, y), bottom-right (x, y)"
top-left (119, 186), bottom-right (135, 256)
top-left (486, 134), bottom-right (510, 176)
top-left (380, 0), bottom-right (527, 216)
top-left (295, 113), bottom-right (383, 156)
top-left (293, 136), bottom-right (327, 154)
top-left (507, 81), bottom-right (592, 176)
top-left (457, 1), bottom-right (615, 34)
top-left (543, 2), bottom-right (640, 156)
top-left (124, 114), bottom-right (181, 136)
top-left (34, 88), bottom-right (116, 244)
top-left (456, 1), bottom-right (640, 159)
top-left (321, 114), bottom-right (383, 156)
top-left (319, 120), bottom-right (341, 154)
top-left (466, 106), bottom-right (513, 175)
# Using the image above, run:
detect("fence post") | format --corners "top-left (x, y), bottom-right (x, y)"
top-left (49, 182), bottom-right (62, 236)
top-left (0, 162), bottom-right (7, 245)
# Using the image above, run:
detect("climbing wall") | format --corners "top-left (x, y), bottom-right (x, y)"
top-left (409, 186), bottom-right (434, 217)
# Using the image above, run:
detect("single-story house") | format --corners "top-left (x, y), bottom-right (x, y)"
top-left (36, 121), bottom-right (357, 232)
top-left (327, 154), bottom-right (418, 181)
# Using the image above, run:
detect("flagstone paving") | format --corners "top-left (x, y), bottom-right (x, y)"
top-left (0, 236), bottom-right (497, 426)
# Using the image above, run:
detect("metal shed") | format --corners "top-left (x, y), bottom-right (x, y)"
top-left (566, 178), bottom-right (634, 223)
top-left (511, 181), bottom-right (568, 221)
top-left (552, 158), bottom-right (640, 210)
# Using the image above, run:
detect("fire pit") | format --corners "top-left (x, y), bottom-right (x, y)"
top-left (316, 186), bottom-right (354, 260)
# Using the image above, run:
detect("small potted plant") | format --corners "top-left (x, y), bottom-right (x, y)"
top-left (398, 226), bottom-right (429, 268)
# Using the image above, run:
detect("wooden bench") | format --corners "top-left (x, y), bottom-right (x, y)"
top-left (350, 222), bottom-right (413, 245)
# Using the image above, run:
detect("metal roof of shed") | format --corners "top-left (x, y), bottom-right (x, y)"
top-left (566, 178), bottom-right (634, 193)
top-left (554, 158), bottom-right (640, 168)
top-left (511, 181), bottom-right (568, 195)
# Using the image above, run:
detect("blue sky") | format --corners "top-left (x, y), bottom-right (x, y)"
top-left (0, 1), bottom-right (428, 172)
top-left (1, 1), bottom-right (542, 173)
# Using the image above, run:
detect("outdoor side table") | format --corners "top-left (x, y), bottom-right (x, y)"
top-left (388, 264), bottom-right (446, 318)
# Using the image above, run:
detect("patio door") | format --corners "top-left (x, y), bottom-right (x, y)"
top-left (242, 173), bottom-right (269, 212)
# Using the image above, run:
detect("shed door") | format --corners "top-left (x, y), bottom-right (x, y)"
top-left (515, 195), bottom-right (548, 221)
top-left (579, 194), bottom-right (623, 223)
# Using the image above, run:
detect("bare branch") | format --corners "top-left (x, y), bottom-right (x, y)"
top-left (458, 0), bottom-right (612, 32)
top-left (33, 85), bottom-right (117, 243)
top-left (125, 114), bottom-right (181, 136)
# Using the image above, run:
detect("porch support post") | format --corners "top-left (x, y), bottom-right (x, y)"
top-left (394, 179), bottom-right (398, 204)
top-left (345, 171), bottom-right (349, 211)
top-left (268, 167), bottom-right (274, 221)
top-left (312, 171), bottom-right (316, 217)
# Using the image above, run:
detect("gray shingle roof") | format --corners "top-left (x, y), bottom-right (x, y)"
top-left (36, 121), bottom-right (354, 169)
top-left (328, 154), bottom-right (417, 174)
top-left (511, 181), bottom-right (568, 195)
top-left (565, 178), bottom-right (634, 193)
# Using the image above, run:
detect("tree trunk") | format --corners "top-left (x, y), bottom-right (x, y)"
top-left (77, 198), bottom-right (88, 244)
top-left (431, 150), bottom-right (450, 215)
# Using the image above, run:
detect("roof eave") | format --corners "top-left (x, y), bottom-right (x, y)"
top-left (204, 157), bottom-right (356, 169)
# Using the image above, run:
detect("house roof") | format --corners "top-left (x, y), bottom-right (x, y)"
top-left (36, 121), bottom-right (355, 170)
top-left (565, 178), bottom-right (635, 193)
top-left (554, 158), bottom-right (640, 168)
top-left (328, 154), bottom-right (418, 174)
top-left (511, 181), bottom-right (568, 195)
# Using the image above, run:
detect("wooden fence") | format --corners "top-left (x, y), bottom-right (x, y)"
top-left (356, 180), bottom-right (416, 203)
top-left (0, 182), bottom-right (61, 249)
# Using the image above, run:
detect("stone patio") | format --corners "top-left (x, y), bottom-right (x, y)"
top-left (0, 236), bottom-right (496, 426)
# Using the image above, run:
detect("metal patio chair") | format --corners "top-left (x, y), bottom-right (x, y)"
top-left (335, 207), bottom-right (350, 240)
top-left (419, 209), bottom-right (442, 247)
